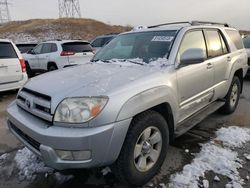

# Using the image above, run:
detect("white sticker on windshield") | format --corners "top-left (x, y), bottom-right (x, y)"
top-left (151, 36), bottom-right (174, 42)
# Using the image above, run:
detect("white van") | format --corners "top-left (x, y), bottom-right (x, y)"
top-left (0, 39), bottom-right (28, 92)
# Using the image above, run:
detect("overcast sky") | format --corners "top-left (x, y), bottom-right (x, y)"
top-left (9, 0), bottom-right (250, 30)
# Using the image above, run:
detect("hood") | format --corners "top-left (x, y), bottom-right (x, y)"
top-left (24, 62), bottom-right (166, 107)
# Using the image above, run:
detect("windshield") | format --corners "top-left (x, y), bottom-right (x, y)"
top-left (243, 37), bottom-right (250, 49)
top-left (92, 30), bottom-right (177, 63)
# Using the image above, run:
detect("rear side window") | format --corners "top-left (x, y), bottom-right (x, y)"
top-left (205, 30), bottom-right (224, 58)
top-left (51, 44), bottom-right (58, 52)
top-left (0, 42), bottom-right (18, 59)
top-left (226, 30), bottom-right (244, 50)
top-left (62, 42), bottom-right (92, 52)
top-left (16, 44), bottom-right (36, 53)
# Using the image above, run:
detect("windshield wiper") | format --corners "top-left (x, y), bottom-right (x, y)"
top-left (91, 59), bottom-right (111, 63)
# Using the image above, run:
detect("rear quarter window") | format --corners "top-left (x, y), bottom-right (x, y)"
top-left (62, 42), bottom-right (92, 53)
top-left (0, 42), bottom-right (18, 59)
top-left (225, 30), bottom-right (244, 50)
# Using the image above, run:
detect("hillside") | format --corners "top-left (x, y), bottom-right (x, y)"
top-left (0, 18), bottom-right (131, 43)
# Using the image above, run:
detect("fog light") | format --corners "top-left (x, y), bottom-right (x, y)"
top-left (56, 150), bottom-right (91, 161)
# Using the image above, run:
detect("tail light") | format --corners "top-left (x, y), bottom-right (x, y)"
top-left (61, 51), bottom-right (75, 56)
top-left (19, 59), bottom-right (26, 72)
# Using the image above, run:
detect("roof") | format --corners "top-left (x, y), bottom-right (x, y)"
top-left (42, 39), bottom-right (90, 44)
top-left (0, 39), bottom-right (11, 42)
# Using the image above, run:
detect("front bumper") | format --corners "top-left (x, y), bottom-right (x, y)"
top-left (7, 102), bottom-right (131, 170)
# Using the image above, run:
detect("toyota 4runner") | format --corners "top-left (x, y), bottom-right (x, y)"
top-left (7, 21), bottom-right (248, 186)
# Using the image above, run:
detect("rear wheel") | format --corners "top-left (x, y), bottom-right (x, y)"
top-left (48, 64), bottom-right (58, 71)
top-left (220, 76), bottom-right (241, 114)
top-left (112, 110), bottom-right (169, 186)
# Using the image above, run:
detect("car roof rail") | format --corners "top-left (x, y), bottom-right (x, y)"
top-left (191, 21), bottom-right (230, 27)
top-left (148, 22), bottom-right (192, 28)
top-left (148, 21), bottom-right (230, 28)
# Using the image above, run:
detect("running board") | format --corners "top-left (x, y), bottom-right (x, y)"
top-left (174, 101), bottom-right (225, 137)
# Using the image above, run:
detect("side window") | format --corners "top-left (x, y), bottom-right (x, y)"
top-left (41, 43), bottom-right (52, 54)
top-left (225, 30), bottom-right (244, 50)
top-left (33, 44), bottom-right (43, 54)
top-left (205, 30), bottom-right (223, 58)
top-left (91, 38), bottom-right (103, 47)
top-left (178, 30), bottom-right (207, 63)
top-left (51, 44), bottom-right (58, 52)
top-left (219, 33), bottom-right (229, 54)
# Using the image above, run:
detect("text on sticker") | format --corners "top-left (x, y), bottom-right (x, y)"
top-left (152, 36), bottom-right (174, 42)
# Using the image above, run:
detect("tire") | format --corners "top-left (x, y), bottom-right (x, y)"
top-left (220, 76), bottom-right (241, 114)
top-left (25, 62), bottom-right (33, 78)
top-left (48, 64), bottom-right (57, 71)
top-left (112, 110), bottom-right (169, 186)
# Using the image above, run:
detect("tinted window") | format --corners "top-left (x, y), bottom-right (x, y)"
top-left (93, 30), bottom-right (177, 63)
top-left (41, 43), bottom-right (52, 54)
top-left (16, 44), bottom-right (37, 53)
top-left (102, 36), bottom-right (114, 46)
top-left (33, 44), bottom-right (43, 54)
top-left (226, 30), bottom-right (244, 50)
top-left (205, 30), bottom-right (223, 57)
top-left (51, 44), bottom-right (58, 52)
top-left (91, 38), bottom-right (103, 47)
top-left (178, 30), bottom-right (207, 62)
top-left (219, 34), bottom-right (229, 54)
top-left (243, 37), bottom-right (250, 49)
top-left (0, 42), bottom-right (18, 59)
top-left (62, 42), bottom-right (92, 52)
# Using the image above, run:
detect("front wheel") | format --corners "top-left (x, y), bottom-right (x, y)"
top-left (220, 76), bottom-right (241, 114)
top-left (112, 111), bottom-right (169, 186)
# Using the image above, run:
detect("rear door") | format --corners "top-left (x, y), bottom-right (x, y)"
top-left (62, 42), bottom-right (94, 65)
top-left (204, 29), bottom-right (229, 87)
top-left (0, 42), bottom-right (22, 84)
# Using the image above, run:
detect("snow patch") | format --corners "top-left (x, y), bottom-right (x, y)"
top-left (216, 126), bottom-right (250, 147)
top-left (169, 126), bottom-right (250, 188)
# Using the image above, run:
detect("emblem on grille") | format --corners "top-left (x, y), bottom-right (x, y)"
top-left (25, 100), bottom-right (31, 108)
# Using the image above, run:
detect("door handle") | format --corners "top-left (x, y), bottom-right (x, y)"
top-left (0, 65), bottom-right (8, 68)
top-left (227, 56), bottom-right (231, 62)
top-left (207, 63), bottom-right (213, 69)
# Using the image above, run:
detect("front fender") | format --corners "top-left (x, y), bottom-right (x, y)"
top-left (116, 86), bottom-right (178, 124)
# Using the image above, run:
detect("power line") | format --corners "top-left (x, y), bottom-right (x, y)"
top-left (0, 0), bottom-right (11, 24)
top-left (58, 0), bottom-right (81, 18)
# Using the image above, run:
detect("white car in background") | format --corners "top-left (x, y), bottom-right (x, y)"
top-left (0, 39), bottom-right (28, 92)
top-left (243, 36), bottom-right (250, 76)
top-left (23, 40), bottom-right (95, 77)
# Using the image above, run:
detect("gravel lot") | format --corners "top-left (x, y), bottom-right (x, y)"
top-left (0, 78), bottom-right (249, 188)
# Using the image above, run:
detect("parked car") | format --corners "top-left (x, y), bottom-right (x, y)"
top-left (91, 33), bottom-right (118, 52)
top-left (243, 36), bottom-right (250, 76)
top-left (7, 21), bottom-right (248, 186)
top-left (23, 40), bottom-right (94, 77)
top-left (0, 39), bottom-right (28, 92)
top-left (16, 43), bottom-right (37, 54)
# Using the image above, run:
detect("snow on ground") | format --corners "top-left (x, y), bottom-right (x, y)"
top-left (169, 126), bottom-right (250, 188)
top-left (14, 147), bottom-right (72, 182)
top-left (14, 147), bottom-right (53, 181)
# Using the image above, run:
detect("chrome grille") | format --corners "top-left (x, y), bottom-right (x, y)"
top-left (16, 88), bottom-right (53, 122)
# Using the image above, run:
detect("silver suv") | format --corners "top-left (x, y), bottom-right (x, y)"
top-left (7, 21), bottom-right (248, 186)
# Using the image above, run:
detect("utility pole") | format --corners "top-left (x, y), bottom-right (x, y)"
top-left (58, 0), bottom-right (81, 18)
top-left (0, 0), bottom-right (11, 24)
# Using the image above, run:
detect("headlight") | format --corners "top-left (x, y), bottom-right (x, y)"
top-left (54, 97), bottom-right (108, 123)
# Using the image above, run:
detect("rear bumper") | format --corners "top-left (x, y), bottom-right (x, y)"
top-left (0, 74), bottom-right (28, 92)
top-left (7, 102), bottom-right (131, 170)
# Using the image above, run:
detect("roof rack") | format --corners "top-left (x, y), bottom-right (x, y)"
top-left (148, 21), bottom-right (230, 28)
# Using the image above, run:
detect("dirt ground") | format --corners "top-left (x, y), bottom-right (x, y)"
top-left (0, 78), bottom-right (250, 188)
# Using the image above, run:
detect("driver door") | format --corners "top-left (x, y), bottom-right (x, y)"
top-left (176, 30), bottom-right (214, 122)
top-left (29, 44), bottom-right (43, 69)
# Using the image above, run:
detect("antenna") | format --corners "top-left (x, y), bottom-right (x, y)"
top-left (0, 0), bottom-right (11, 24)
top-left (58, 0), bottom-right (81, 18)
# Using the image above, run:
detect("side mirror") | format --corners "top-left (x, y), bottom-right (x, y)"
top-left (180, 48), bottom-right (206, 65)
